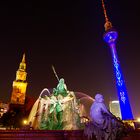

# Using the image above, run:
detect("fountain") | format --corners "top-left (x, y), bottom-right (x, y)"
top-left (27, 78), bottom-right (94, 130)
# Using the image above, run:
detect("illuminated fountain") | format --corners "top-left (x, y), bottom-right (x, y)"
top-left (28, 78), bottom-right (94, 130)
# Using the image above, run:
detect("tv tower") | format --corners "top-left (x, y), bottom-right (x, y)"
top-left (101, 0), bottom-right (133, 120)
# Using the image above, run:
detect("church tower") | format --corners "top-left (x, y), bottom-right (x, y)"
top-left (10, 54), bottom-right (28, 105)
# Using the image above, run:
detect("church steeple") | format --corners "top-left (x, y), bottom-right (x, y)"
top-left (11, 54), bottom-right (28, 105)
top-left (16, 53), bottom-right (27, 81)
top-left (19, 53), bottom-right (26, 72)
top-left (22, 53), bottom-right (25, 63)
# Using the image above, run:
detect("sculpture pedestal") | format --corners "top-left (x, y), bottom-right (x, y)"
top-left (0, 129), bottom-right (140, 140)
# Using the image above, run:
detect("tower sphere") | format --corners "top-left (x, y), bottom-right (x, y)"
top-left (103, 29), bottom-right (118, 44)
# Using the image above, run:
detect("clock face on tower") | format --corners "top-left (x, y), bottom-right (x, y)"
top-left (17, 71), bottom-right (26, 81)
top-left (19, 72), bottom-right (23, 78)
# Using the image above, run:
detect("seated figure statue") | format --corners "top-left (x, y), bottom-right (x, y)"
top-left (53, 78), bottom-right (68, 97)
top-left (90, 94), bottom-right (113, 126)
top-left (84, 94), bottom-right (126, 140)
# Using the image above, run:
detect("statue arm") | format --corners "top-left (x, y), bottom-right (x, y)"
top-left (60, 95), bottom-right (73, 104)
top-left (101, 103), bottom-right (112, 116)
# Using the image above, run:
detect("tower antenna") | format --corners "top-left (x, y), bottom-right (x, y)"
top-left (101, 0), bottom-right (112, 31)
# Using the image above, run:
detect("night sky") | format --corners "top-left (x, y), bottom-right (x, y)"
top-left (0, 0), bottom-right (140, 118)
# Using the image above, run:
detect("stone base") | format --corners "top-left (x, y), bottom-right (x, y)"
top-left (0, 130), bottom-right (89, 140)
top-left (0, 129), bottom-right (140, 140)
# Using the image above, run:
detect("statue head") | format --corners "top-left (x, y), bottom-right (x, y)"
top-left (95, 94), bottom-right (104, 103)
top-left (59, 78), bottom-right (64, 84)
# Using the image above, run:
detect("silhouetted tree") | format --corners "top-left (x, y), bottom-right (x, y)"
top-left (0, 95), bottom-right (36, 128)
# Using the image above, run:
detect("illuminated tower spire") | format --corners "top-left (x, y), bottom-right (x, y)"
top-left (101, 0), bottom-right (112, 31)
top-left (11, 54), bottom-right (28, 105)
top-left (22, 53), bottom-right (25, 63)
top-left (101, 0), bottom-right (133, 120)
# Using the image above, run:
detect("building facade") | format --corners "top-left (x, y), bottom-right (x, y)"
top-left (109, 100), bottom-right (121, 119)
top-left (0, 101), bottom-right (9, 118)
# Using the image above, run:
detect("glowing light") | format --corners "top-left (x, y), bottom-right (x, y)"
top-left (111, 100), bottom-right (119, 103)
top-left (137, 118), bottom-right (140, 122)
top-left (23, 119), bottom-right (27, 125)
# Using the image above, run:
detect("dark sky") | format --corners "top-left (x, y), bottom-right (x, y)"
top-left (0, 0), bottom-right (140, 118)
